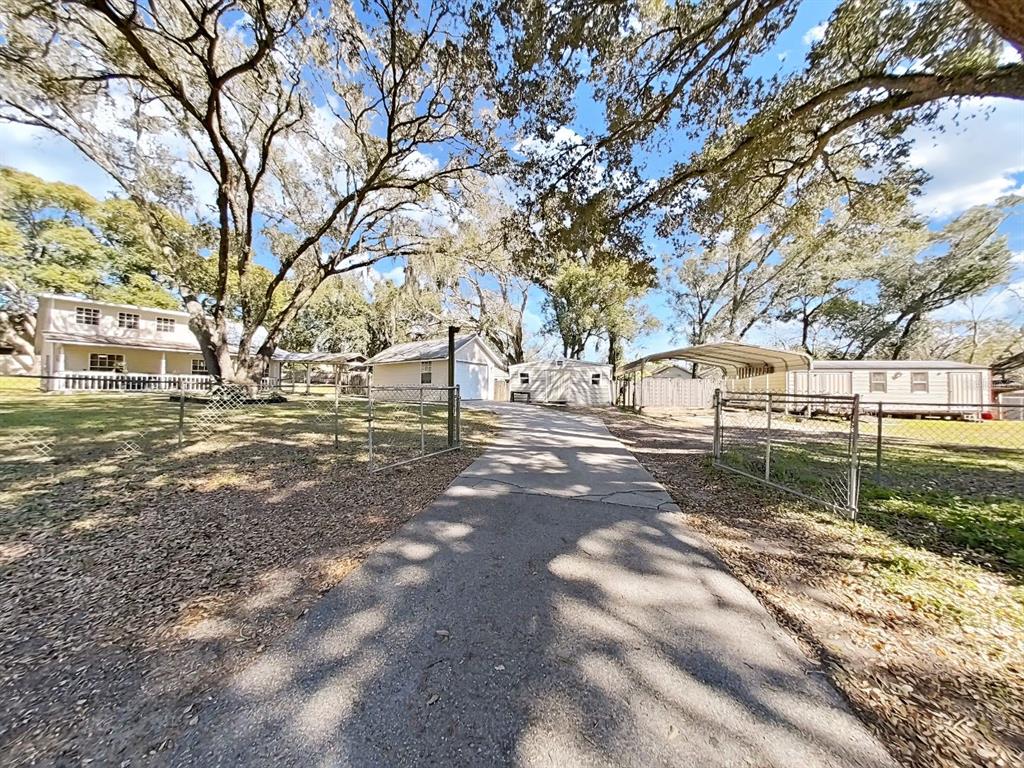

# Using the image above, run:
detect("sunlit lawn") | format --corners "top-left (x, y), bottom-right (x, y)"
top-left (720, 412), bottom-right (1024, 575)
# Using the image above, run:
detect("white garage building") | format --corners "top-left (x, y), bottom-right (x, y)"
top-left (509, 359), bottom-right (613, 405)
top-left (367, 334), bottom-right (506, 400)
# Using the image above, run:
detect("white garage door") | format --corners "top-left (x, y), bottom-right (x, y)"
top-left (455, 361), bottom-right (488, 400)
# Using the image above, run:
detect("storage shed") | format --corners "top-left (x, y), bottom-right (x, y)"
top-left (366, 334), bottom-right (506, 400)
top-left (508, 359), bottom-right (613, 405)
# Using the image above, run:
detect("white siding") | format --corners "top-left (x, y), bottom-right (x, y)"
top-left (509, 360), bottom-right (612, 405)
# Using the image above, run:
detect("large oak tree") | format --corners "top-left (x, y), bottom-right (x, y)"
top-left (0, 0), bottom-right (501, 383)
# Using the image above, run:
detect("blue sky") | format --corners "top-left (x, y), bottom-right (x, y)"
top-left (1, 3), bottom-right (1021, 362)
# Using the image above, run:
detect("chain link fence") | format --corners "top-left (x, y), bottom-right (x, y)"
top-left (712, 390), bottom-right (861, 517)
top-left (859, 401), bottom-right (1024, 498)
top-left (1, 375), bottom-right (461, 482)
top-left (710, 390), bottom-right (1024, 517)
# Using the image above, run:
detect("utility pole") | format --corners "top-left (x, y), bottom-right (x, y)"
top-left (448, 325), bottom-right (460, 447)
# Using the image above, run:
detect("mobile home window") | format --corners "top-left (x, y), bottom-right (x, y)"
top-left (89, 353), bottom-right (124, 372)
top-left (156, 317), bottom-right (175, 332)
top-left (869, 372), bottom-right (887, 393)
top-left (591, 372), bottom-right (601, 386)
top-left (75, 306), bottom-right (100, 325)
top-left (911, 372), bottom-right (929, 393)
top-left (118, 312), bottom-right (140, 329)
top-left (191, 358), bottom-right (208, 375)
top-left (420, 361), bottom-right (432, 384)
top-left (519, 371), bottom-right (530, 385)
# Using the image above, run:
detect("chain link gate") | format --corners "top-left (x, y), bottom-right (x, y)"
top-left (367, 384), bottom-right (461, 472)
top-left (712, 389), bottom-right (861, 517)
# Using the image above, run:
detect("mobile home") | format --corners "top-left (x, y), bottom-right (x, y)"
top-left (789, 360), bottom-right (992, 415)
top-left (509, 359), bottom-right (612, 405)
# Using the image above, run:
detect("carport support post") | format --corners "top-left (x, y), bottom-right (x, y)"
top-left (305, 363), bottom-right (311, 394)
top-left (765, 392), bottom-right (772, 481)
top-left (712, 388), bottom-right (722, 461)
top-left (447, 325), bottom-right (460, 448)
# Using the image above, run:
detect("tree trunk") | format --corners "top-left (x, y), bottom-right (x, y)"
top-left (963, 0), bottom-right (1024, 55)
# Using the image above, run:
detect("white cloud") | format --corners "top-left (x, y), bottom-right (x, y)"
top-left (803, 23), bottom-right (828, 46)
top-left (0, 122), bottom-right (117, 197)
top-left (1011, 250), bottom-right (1024, 266)
top-left (907, 99), bottom-right (1024, 217)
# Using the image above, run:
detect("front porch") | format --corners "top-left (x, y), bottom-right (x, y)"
top-left (40, 342), bottom-right (282, 392)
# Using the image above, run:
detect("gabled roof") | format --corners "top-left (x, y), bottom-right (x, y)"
top-left (510, 358), bottom-right (611, 370)
top-left (368, 334), bottom-right (476, 364)
top-left (368, 333), bottom-right (508, 370)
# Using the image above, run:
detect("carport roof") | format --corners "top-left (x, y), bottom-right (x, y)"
top-left (622, 342), bottom-right (811, 377)
top-left (274, 351), bottom-right (366, 364)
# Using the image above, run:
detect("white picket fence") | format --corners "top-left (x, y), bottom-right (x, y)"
top-left (47, 372), bottom-right (213, 392)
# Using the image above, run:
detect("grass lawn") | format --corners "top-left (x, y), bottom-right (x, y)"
top-left (0, 384), bottom-right (498, 765)
top-left (602, 408), bottom-right (1024, 768)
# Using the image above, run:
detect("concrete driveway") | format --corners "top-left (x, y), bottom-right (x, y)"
top-left (171, 403), bottom-right (895, 767)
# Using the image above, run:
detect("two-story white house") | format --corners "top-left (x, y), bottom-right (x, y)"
top-left (33, 293), bottom-right (286, 391)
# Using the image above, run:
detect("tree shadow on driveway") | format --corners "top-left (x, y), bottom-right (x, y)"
top-left (167, 474), bottom-right (895, 767)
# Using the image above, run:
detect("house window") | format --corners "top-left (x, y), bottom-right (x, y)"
top-left (191, 358), bottom-right (208, 375)
top-left (420, 361), bottom-right (433, 384)
top-left (156, 317), bottom-right (175, 332)
top-left (118, 312), bottom-right (140, 329)
top-left (89, 353), bottom-right (125, 372)
top-left (869, 372), bottom-right (887, 393)
top-left (591, 373), bottom-right (601, 386)
top-left (519, 372), bottom-right (530, 385)
top-left (911, 372), bottom-right (929, 393)
top-left (75, 307), bottom-right (100, 325)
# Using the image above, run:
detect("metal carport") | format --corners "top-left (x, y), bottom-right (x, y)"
top-left (619, 342), bottom-right (811, 411)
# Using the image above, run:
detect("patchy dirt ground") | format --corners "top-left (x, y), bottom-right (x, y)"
top-left (600, 408), bottom-right (1024, 768)
top-left (0, 409), bottom-right (498, 766)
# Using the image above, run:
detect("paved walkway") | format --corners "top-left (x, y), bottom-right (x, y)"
top-left (172, 404), bottom-right (895, 767)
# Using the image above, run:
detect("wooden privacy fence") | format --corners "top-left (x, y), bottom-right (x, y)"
top-left (618, 376), bottom-right (717, 410)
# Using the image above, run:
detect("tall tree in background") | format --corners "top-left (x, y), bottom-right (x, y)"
top-left (0, 0), bottom-right (500, 384)
top-left (279, 276), bottom-right (371, 355)
top-left (813, 199), bottom-right (1017, 359)
top-left (428, 187), bottom-right (531, 365)
top-left (0, 167), bottom-right (180, 363)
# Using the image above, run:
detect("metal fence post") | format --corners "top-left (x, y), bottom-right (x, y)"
top-left (712, 388), bottom-right (722, 461)
top-left (367, 379), bottom-right (374, 471)
top-left (875, 402), bottom-right (883, 483)
top-left (177, 386), bottom-right (185, 447)
top-left (455, 385), bottom-right (461, 447)
top-left (419, 386), bottom-right (425, 455)
top-left (765, 392), bottom-right (772, 481)
top-left (848, 394), bottom-right (861, 519)
top-left (334, 376), bottom-right (340, 449)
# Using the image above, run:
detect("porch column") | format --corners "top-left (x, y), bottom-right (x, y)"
top-left (306, 363), bottom-right (311, 394)
top-left (51, 343), bottom-right (66, 391)
top-left (159, 352), bottom-right (167, 376)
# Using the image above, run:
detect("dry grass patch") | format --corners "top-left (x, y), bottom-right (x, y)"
top-left (0, 393), bottom-right (498, 766)
top-left (601, 409), bottom-right (1023, 768)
